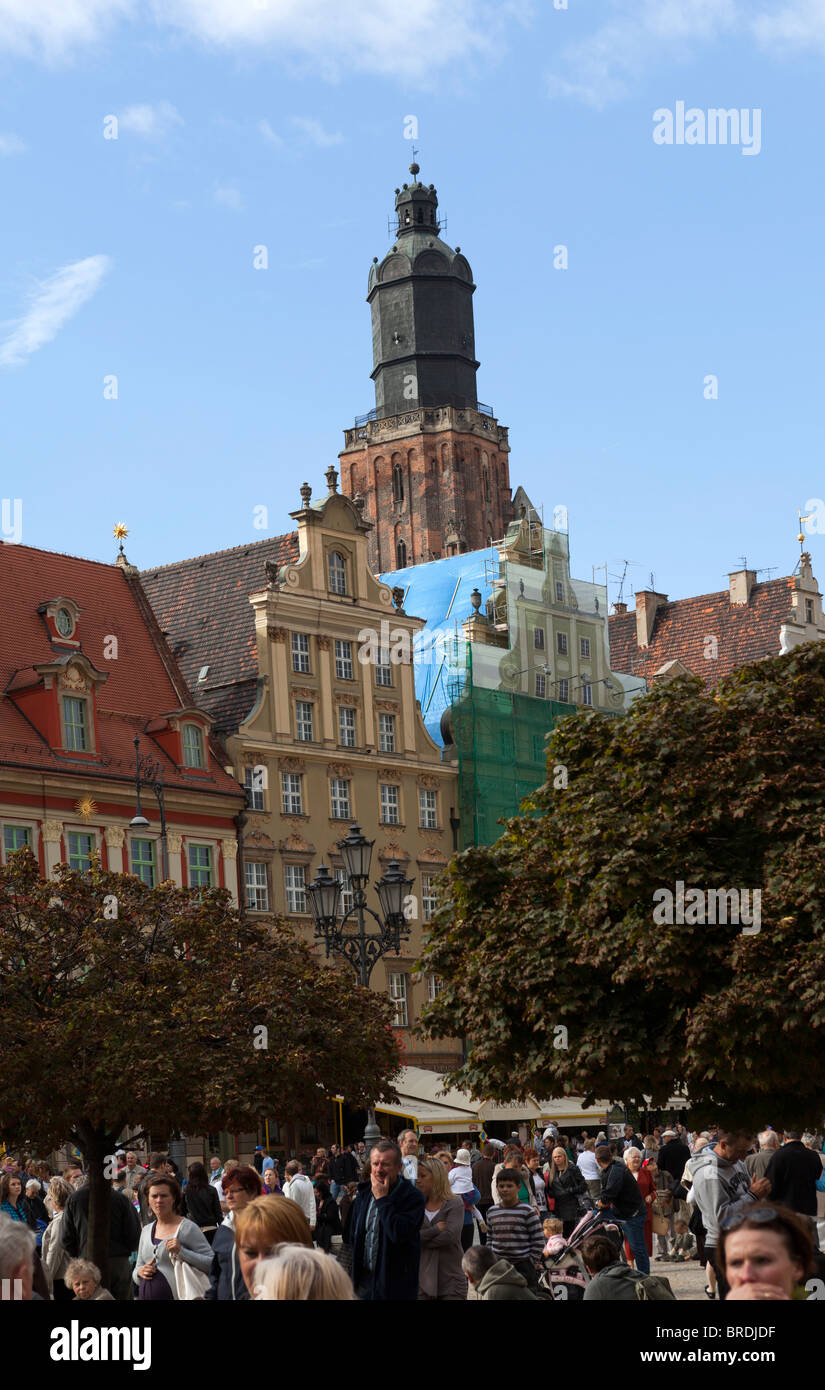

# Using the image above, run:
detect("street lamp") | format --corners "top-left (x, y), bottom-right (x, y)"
top-left (130, 734), bottom-right (169, 882)
top-left (308, 824), bottom-right (414, 1156)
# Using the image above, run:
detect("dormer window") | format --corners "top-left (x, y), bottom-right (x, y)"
top-left (182, 723), bottom-right (205, 769)
top-left (62, 696), bottom-right (88, 751)
top-left (39, 596), bottom-right (81, 647)
top-left (56, 607), bottom-right (74, 637)
top-left (328, 551), bottom-right (347, 596)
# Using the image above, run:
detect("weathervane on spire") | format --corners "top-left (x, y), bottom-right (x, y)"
top-left (409, 147), bottom-right (420, 177)
top-left (798, 507), bottom-right (812, 554)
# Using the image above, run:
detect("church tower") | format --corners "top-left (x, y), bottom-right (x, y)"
top-left (339, 162), bottom-right (513, 574)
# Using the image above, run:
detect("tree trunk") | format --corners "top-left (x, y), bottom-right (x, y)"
top-left (76, 1120), bottom-right (112, 1290)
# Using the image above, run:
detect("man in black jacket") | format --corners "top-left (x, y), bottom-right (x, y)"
top-left (766, 1131), bottom-right (822, 1246)
top-left (657, 1129), bottom-right (691, 1185)
top-left (350, 1140), bottom-right (425, 1300)
top-left (62, 1183), bottom-right (141, 1300)
top-left (596, 1144), bottom-right (649, 1275)
top-left (331, 1146), bottom-right (359, 1189)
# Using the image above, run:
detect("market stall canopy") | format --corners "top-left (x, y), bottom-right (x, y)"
top-left (372, 1069), bottom-right (618, 1135)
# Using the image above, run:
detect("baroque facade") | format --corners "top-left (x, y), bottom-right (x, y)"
top-left (143, 470), bottom-right (460, 1071)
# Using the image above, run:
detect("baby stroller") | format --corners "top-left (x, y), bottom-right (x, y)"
top-left (539, 1208), bottom-right (626, 1301)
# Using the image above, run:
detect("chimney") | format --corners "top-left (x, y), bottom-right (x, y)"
top-left (635, 590), bottom-right (668, 649)
top-left (728, 568), bottom-right (756, 605)
top-left (613, 601), bottom-right (627, 615)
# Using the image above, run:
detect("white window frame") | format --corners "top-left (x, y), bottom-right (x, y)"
top-left (334, 639), bottom-right (354, 681)
top-left (284, 863), bottom-right (307, 914)
top-left (380, 783), bottom-right (400, 825)
top-left (338, 706), bottom-right (356, 747)
top-left (533, 628), bottom-right (545, 650)
top-left (555, 580), bottom-right (564, 603)
top-left (418, 788), bottom-right (438, 829)
top-left (296, 700), bottom-right (314, 742)
top-left (245, 861), bottom-right (269, 911)
top-left (291, 632), bottom-right (311, 674)
top-left (330, 778), bottom-right (352, 821)
top-left (427, 975), bottom-right (443, 1003)
top-left (333, 866), bottom-right (354, 915)
top-left (281, 772), bottom-right (303, 816)
top-left (557, 678), bottom-right (570, 703)
top-left (556, 632), bottom-right (568, 656)
top-left (535, 673), bottom-right (546, 698)
top-left (580, 636), bottom-right (591, 660)
top-left (581, 680), bottom-right (593, 707)
top-left (244, 766), bottom-right (266, 811)
top-left (376, 648), bottom-right (393, 687)
top-left (389, 972), bottom-right (408, 1027)
top-left (378, 712), bottom-right (396, 753)
top-left (328, 551), bottom-right (347, 595)
top-left (422, 874), bottom-right (438, 922)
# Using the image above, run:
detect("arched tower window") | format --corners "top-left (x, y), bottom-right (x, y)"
top-left (328, 551), bottom-right (347, 595)
top-left (482, 468), bottom-right (489, 501)
top-left (396, 539), bottom-right (408, 569)
top-left (392, 464), bottom-right (404, 503)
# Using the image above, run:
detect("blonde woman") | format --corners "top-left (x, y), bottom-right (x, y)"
top-left (253, 1244), bottom-right (355, 1300)
top-left (41, 1177), bottom-right (73, 1301)
top-left (416, 1157), bottom-right (466, 1301)
top-left (234, 1195), bottom-right (312, 1296)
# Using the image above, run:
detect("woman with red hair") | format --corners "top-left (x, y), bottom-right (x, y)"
top-left (204, 1164), bottom-right (264, 1301)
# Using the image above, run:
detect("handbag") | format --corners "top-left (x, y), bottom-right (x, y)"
top-left (169, 1227), bottom-right (211, 1301)
top-left (650, 1200), bottom-right (670, 1237)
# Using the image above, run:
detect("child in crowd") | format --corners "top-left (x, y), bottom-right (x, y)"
top-left (671, 1219), bottom-right (697, 1261)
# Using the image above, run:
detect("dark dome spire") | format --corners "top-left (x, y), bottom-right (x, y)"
top-left (394, 162), bottom-right (439, 237)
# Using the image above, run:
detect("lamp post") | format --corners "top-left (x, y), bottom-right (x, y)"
top-left (308, 824), bottom-right (414, 1157)
top-left (129, 734), bottom-right (169, 882)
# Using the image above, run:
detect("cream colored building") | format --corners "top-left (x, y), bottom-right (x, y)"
top-left (143, 468), bottom-right (460, 1071)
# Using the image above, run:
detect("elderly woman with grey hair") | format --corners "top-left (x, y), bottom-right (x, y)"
top-left (65, 1258), bottom-right (115, 1301)
top-left (0, 1214), bottom-right (37, 1300)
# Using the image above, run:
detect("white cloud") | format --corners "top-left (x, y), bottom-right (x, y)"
top-left (0, 0), bottom-right (514, 79)
top-left (214, 185), bottom-right (243, 210)
top-left (118, 100), bottom-right (183, 138)
top-left (0, 255), bottom-right (111, 368)
top-left (0, 132), bottom-right (26, 155)
top-left (290, 115), bottom-right (344, 148)
top-left (259, 118), bottom-right (284, 148)
top-left (547, 0), bottom-right (825, 109)
top-left (0, 0), bottom-right (133, 61)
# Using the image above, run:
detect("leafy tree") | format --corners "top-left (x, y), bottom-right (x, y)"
top-left (419, 642), bottom-right (825, 1132)
top-left (0, 851), bottom-right (400, 1281)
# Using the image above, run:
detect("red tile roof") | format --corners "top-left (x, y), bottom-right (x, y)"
top-left (141, 534), bottom-right (300, 735)
top-left (608, 577), bottom-right (796, 686)
top-left (0, 541), bottom-right (242, 797)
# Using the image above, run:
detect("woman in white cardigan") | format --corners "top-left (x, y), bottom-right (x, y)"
top-left (41, 1177), bottom-right (73, 1301)
top-left (133, 1175), bottom-right (213, 1301)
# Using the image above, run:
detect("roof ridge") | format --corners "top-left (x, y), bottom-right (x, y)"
top-left (0, 541), bottom-right (127, 570)
top-left (609, 574), bottom-right (793, 613)
top-left (142, 532), bottom-right (299, 575)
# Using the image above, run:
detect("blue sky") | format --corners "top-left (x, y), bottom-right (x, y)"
top-left (1, 0), bottom-right (823, 605)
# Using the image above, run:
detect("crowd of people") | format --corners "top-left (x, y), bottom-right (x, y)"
top-left (0, 1119), bottom-right (822, 1302)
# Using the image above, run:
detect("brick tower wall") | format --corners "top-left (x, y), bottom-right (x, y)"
top-left (339, 404), bottom-right (513, 574)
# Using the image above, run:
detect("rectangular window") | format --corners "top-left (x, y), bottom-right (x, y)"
top-left (188, 844), bottom-right (212, 887)
top-left (376, 650), bottom-right (393, 687)
top-left (67, 831), bottom-right (93, 873)
top-left (291, 632), bottom-right (311, 674)
top-left (281, 773), bottom-right (303, 816)
top-left (535, 673), bottom-right (546, 698)
top-left (338, 706), bottom-right (356, 747)
top-left (333, 866), bottom-right (354, 915)
top-left (806, 598), bottom-right (814, 624)
top-left (580, 636), bottom-right (591, 660)
top-left (533, 628), bottom-right (545, 650)
top-left (389, 973), bottom-right (408, 1027)
top-left (3, 825), bottom-right (31, 862)
top-left (558, 678), bottom-right (570, 703)
top-left (378, 713), bottom-right (396, 753)
top-left (556, 632), bottom-right (568, 656)
top-left (555, 581), bottom-right (564, 603)
top-left (380, 784), bottom-right (400, 825)
top-left (284, 864), bottom-right (307, 914)
top-left (422, 874), bottom-right (439, 922)
top-left (245, 861), bottom-right (269, 911)
top-left (330, 779), bottom-right (351, 820)
top-left (244, 766), bottom-right (265, 811)
top-left (130, 838), bottom-right (156, 887)
top-left (296, 701), bottom-right (314, 742)
top-left (427, 975), bottom-right (443, 1003)
top-left (419, 788), bottom-right (438, 829)
top-left (63, 696), bottom-right (87, 751)
top-left (581, 680), bottom-right (593, 707)
top-left (182, 724), bottom-right (204, 768)
top-left (334, 639), bottom-right (354, 681)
